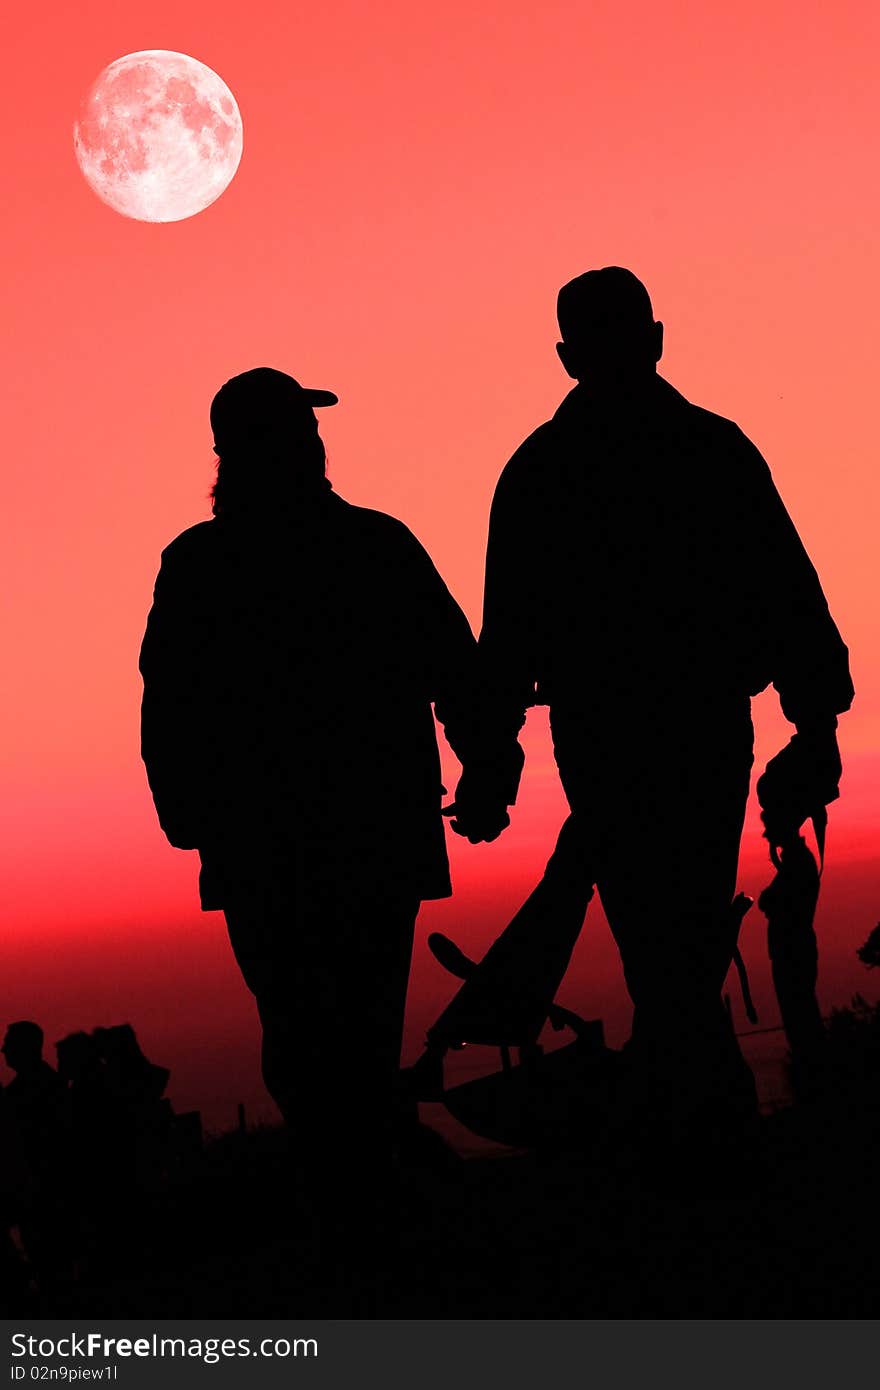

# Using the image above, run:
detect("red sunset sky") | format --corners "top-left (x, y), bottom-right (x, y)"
top-left (3, 0), bottom-right (878, 1131)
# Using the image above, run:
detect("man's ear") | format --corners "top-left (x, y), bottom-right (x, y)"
top-left (556, 340), bottom-right (579, 381)
top-left (653, 321), bottom-right (664, 364)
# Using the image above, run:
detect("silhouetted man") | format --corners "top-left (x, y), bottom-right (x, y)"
top-left (452, 268), bottom-right (853, 1133)
top-left (2, 1022), bottom-right (69, 1279)
top-left (1, 1023), bottom-right (66, 1173)
top-left (139, 368), bottom-right (475, 1178)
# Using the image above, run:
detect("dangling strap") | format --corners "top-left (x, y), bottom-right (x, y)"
top-left (812, 805), bottom-right (828, 876)
top-left (732, 945), bottom-right (758, 1025)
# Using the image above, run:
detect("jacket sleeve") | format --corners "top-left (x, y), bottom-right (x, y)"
top-left (390, 525), bottom-right (479, 759)
top-left (138, 540), bottom-right (218, 848)
top-left (735, 427), bottom-right (854, 727)
top-left (463, 434), bottom-right (551, 803)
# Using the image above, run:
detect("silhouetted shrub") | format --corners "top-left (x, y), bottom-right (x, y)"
top-left (824, 994), bottom-right (880, 1087)
top-left (856, 923), bottom-right (880, 970)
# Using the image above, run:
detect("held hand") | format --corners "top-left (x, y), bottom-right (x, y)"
top-left (162, 813), bottom-right (217, 853)
top-left (442, 793), bottom-right (511, 844)
top-left (165, 829), bottom-right (200, 851)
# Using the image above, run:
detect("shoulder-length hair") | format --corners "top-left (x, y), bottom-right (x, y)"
top-left (210, 434), bottom-right (329, 518)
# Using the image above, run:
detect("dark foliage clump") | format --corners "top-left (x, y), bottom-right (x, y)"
top-left (856, 923), bottom-right (880, 970)
top-left (824, 994), bottom-right (880, 1087)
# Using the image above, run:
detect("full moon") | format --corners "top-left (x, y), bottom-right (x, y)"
top-left (74, 50), bottom-right (243, 223)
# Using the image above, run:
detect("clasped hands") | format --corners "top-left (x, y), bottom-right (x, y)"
top-left (443, 768), bottom-right (512, 844)
top-left (447, 725), bottom-right (843, 853)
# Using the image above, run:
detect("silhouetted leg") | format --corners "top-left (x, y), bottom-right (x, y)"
top-left (597, 830), bottom-right (752, 1111)
top-left (223, 877), bottom-right (418, 1176)
top-left (554, 705), bottom-right (756, 1122)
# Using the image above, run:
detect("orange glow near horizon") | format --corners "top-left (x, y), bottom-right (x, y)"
top-left (3, 0), bottom-right (879, 1128)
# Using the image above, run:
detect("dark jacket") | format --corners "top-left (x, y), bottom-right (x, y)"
top-left (139, 489), bottom-right (475, 907)
top-left (479, 375), bottom-right (853, 790)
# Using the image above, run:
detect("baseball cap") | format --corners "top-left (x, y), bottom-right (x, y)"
top-left (210, 367), bottom-right (338, 446)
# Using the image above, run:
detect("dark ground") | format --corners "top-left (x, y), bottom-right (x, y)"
top-left (13, 1073), bottom-right (877, 1320)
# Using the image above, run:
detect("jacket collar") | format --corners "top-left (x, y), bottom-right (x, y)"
top-left (553, 373), bottom-right (690, 426)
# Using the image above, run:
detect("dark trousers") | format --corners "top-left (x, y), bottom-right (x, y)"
top-left (223, 873), bottom-right (418, 1168)
top-left (552, 701), bottom-right (756, 1108)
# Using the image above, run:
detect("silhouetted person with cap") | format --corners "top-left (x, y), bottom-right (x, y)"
top-left (451, 268), bottom-right (853, 1144)
top-left (93, 1025), bottom-right (172, 1182)
top-left (139, 368), bottom-right (475, 1187)
top-left (93, 1025), bottom-right (170, 1107)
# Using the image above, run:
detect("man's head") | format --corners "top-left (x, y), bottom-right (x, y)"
top-left (2, 1021), bottom-right (44, 1074)
top-left (209, 367), bottom-right (338, 516)
top-left (556, 267), bottom-right (663, 387)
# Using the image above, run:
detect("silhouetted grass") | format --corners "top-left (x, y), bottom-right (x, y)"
top-left (6, 977), bottom-right (880, 1319)
top-left (10, 1053), bottom-right (870, 1318)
